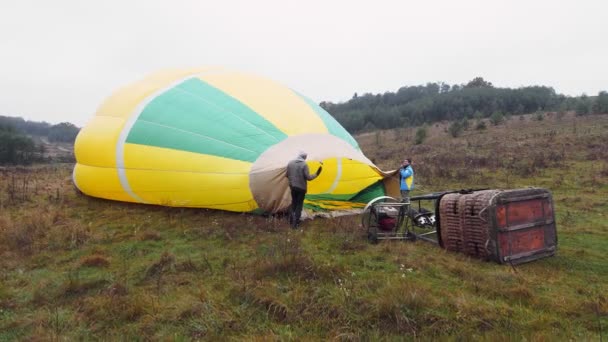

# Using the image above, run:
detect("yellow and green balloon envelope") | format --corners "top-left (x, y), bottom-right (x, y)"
top-left (73, 68), bottom-right (398, 214)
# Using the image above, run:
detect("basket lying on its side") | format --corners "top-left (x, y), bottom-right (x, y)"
top-left (437, 188), bottom-right (557, 265)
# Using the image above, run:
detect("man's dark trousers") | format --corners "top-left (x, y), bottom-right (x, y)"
top-left (289, 186), bottom-right (306, 228)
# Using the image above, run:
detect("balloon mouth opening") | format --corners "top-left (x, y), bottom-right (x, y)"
top-left (248, 134), bottom-right (376, 213)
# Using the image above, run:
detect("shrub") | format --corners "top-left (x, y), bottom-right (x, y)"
top-left (461, 117), bottom-right (470, 130)
top-left (490, 112), bottom-right (504, 126)
top-left (415, 126), bottom-right (427, 145)
top-left (448, 121), bottom-right (463, 138)
top-left (535, 112), bottom-right (545, 121)
top-left (576, 97), bottom-right (592, 115)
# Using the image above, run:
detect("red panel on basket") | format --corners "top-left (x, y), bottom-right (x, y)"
top-left (505, 199), bottom-right (544, 228)
top-left (498, 228), bottom-right (545, 256)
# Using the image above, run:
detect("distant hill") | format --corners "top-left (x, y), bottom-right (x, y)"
top-left (0, 116), bottom-right (77, 165)
top-left (0, 115), bottom-right (80, 143)
top-left (321, 77), bottom-right (608, 134)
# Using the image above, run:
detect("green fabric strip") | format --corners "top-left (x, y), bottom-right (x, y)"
top-left (349, 181), bottom-right (386, 203)
top-left (294, 91), bottom-right (360, 150)
top-left (305, 193), bottom-right (354, 201)
top-left (126, 78), bottom-right (287, 162)
top-left (249, 208), bottom-right (266, 215)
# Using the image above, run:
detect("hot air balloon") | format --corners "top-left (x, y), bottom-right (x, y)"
top-left (73, 67), bottom-right (398, 214)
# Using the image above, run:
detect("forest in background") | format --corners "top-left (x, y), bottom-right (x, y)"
top-left (0, 116), bottom-right (79, 165)
top-left (321, 77), bottom-right (608, 133)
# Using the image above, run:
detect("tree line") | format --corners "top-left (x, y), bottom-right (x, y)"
top-left (0, 116), bottom-right (80, 143)
top-left (0, 116), bottom-right (80, 165)
top-left (0, 124), bottom-right (45, 165)
top-left (320, 77), bottom-right (608, 133)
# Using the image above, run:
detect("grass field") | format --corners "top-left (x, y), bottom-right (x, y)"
top-left (1, 112), bottom-right (607, 340)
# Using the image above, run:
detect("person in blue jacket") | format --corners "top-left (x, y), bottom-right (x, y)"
top-left (399, 158), bottom-right (414, 203)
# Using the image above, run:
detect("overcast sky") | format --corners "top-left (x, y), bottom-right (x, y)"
top-left (1, 0), bottom-right (606, 127)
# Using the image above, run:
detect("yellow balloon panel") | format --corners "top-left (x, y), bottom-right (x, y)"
top-left (305, 158), bottom-right (334, 194)
top-left (307, 158), bottom-right (382, 195)
top-left (200, 202), bottom-right (260, 212)
top-left (332, 161), bottom-right (382, 194)
top-left (74, 116), bottom-right (123, 167)
top-left (73, 164), bottom-right (132, 202)
top-left (125, 169), bottom-right (255, 208)
top-left (123, 144), bottom-right (252, 174)
top-left (199, 72), bottom-right (328, 136)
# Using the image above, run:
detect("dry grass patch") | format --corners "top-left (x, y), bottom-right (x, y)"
top-left (237, 286), bottom-right (290, 322)
top-left (139, 230), bottom-right (162, 241)
top-left (372, 280), bottom-right (440, 335)
top-left (81, 292), bottom-right (155, 326)
top-left (145, 251), bottom-right (175, 279)
top-left (252, 234), bottom-right (345, 282)
top-left (0, 206), bottom-right (91, 257)
top-left (60, 276), bottom-right (109, 299)
top-left (80, 254), bottom-right (110, 268)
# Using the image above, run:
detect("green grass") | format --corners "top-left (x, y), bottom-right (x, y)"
top-left (1, 112), bottom-right (607, 340)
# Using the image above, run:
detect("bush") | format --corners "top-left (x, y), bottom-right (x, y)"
top-left (461, 117), bottom-right (470, 130)
top-left (535, 112), bottom-right (545, 121)
top-left (448, 121), bottom-right (463, 138)
top-left (476, 121), bottom-right (487, 130)
top-left (490, 112), bottom-right (504, 126)
top-left (48, 122), bottom-right (80, 143)
top-left (415, 126), bottom-right (427, 144)
top-left (0, 125), bottom-right (44, 165)
top-left (576, 96), bottom-right (592, 115)
top-left (594, 91), bottom-right (608, 113)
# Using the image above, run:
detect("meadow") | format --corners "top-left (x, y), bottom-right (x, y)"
top-left (1, 112), bottom-right (607, 340)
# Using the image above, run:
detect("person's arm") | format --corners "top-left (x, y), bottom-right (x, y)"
top-left (304, 164), bottom-right (321, 181)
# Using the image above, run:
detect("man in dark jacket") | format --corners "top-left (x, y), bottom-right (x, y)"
top-left (286, 151), bottom-right (322, 228)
